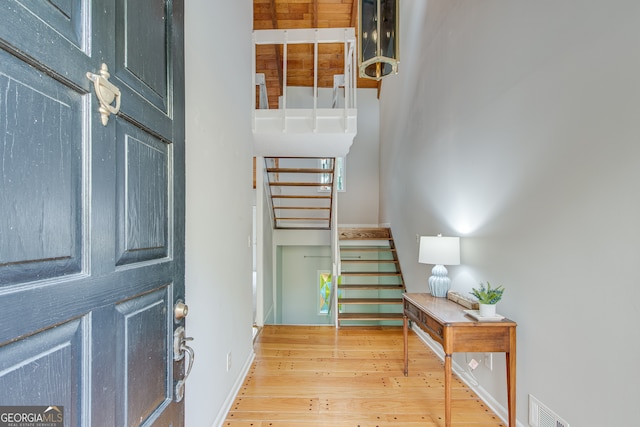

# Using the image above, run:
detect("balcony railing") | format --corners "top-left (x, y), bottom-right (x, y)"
top-left (252, 28), bottom-right (358, 158)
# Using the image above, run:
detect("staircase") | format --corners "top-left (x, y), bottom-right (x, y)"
top-left (337, 227), bottom-right (406, 326)
top-left (265, 157), bottom-right (336, 230)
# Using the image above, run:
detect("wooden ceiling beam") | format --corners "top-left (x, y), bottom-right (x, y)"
top-left (313, 0), bottom-right (318, 28)
top-left (350, 0), bottom-right (357, 28)
top-left (270, 0), bottom-right (283, 96)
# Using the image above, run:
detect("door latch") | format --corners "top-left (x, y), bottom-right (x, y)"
top-left (173, 326), bottom-right (194, 402)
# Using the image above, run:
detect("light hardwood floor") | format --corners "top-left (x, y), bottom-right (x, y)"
top-left (223, 325), bottom-right (505, 427)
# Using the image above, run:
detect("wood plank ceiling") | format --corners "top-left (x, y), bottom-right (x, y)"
top-left (254, 0), bottom-right (380, 109)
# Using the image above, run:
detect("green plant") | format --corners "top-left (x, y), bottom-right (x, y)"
top-left (469, 282), bottom-right (504, 305)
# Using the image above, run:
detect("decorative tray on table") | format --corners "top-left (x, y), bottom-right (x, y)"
top-left (463, 310), bottom-right (505, 322)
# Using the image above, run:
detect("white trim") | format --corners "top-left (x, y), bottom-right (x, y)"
top-left (254, 28), bottom-right (356, 45)
top-left (211, 350), bottom-right (256, 427)
top-left (410, 324), bottom-right (526, 427)
top-left (262, 304), bottom-right (274, 326)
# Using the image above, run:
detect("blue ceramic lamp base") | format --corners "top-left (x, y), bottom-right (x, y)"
top-left (428, 264), bottom-right (451, 297)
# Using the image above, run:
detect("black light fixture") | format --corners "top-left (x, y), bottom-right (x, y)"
top-left (358, 0), bottom-right (399, 80)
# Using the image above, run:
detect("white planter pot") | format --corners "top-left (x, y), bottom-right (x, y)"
top-left (479, 303), bottom-right (497, 317)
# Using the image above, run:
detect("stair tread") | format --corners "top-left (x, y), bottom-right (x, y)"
top-left (275, 206), bottom-right (330, 210)
top-left (338, 284), bottom-right (405, 290)
top-left (340, 237), bottom-right (392, 241)
top-left (338, 298), bottom-right (403, 304)
top-left (276, 226), bottom-right (331, 230)
top-left (270, 182), bottom-right (329, 187)
top-left (340, 271), bottom-right (402, 276)
top-left (267, 168), bottom-right (330, 174)
top-left (272, 195), bottom-right (331, 199)
top-left (340, 247), bottom-right (396, 252)
top-left (339, 227), bottom-right (391, 240)
top-left (338, 312), bottom-right (403, 320)
top-left (275, 217), bottom-right (330, 221)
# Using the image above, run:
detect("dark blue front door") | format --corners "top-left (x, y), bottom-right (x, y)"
top-left (0, 0), bottom-right (186, 425)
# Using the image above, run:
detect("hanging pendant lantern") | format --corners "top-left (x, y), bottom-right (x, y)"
top-left (358, 0), bottom-right (399, 80)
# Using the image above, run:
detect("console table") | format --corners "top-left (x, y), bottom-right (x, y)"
top-left (403, 293), bottom-right (517, 427)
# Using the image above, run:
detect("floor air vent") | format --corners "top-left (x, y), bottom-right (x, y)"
top-left (529, 394), bottom-right (570, 427)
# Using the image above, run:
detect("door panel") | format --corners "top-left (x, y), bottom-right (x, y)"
top-left (116, 0), bottom-right (169, 112)
top-left (0, 49), bottom-right (85, 286)
top-left (0, 0), bottom-right (92, 85)
top-left (0, 317), bottom-right (88, 424)
top-left (114, 0), bottom-right (175, 140)
top-left (116, 121), bottom-right (170, 266)
top-left (116, 286), bottom-right (172, 426)
top-left (17, 0), bottom-right (86, 51)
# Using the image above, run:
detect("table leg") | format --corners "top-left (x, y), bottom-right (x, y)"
top-left (444, 353), bottom-right (452, 427)
top-left (506, 327), bottom-right (517, 426)
top-left (403, 315), bottom-right (408, 376)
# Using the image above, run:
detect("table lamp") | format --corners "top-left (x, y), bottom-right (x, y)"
top-left (418, 235), bottom-right (460, 297)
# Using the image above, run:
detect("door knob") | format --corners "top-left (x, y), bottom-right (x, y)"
top-left (174, 301), bottom-right (189, 320)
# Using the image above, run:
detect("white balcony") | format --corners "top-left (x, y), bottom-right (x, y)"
top-left (252, 28), bottom-right (358, 158)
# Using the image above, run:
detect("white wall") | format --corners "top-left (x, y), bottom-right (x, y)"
top-left (282, 87), bottom-right (381, 225)
top-left (339, 89), bottom-right (380, 225)
top-left (380, 1), bottom-right (640, 426)
top-left (271, 229), bottom-right (331, 324)
top-left (280, 246), bottom-right (333, 324)
top-left (184, 1), bottom-right (254, 426)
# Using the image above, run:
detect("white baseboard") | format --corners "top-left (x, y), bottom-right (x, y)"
top-left (410, 324), bottom-right (525, 427)
top-left (211, 350), bottom-right (256, 427)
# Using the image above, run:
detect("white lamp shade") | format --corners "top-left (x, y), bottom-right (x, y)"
top-left (418, 236), bottom-right (460, 266)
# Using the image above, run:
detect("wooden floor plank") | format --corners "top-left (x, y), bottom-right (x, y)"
top-left (223, 325), bottom-right (506, 427)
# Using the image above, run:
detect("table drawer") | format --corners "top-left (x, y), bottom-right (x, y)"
top-left (405, 301), bottom-right (444, 343)
top-left (422, 313), bottom-right (444, 342)
top-left (405, 301), bottom-right (422, 322)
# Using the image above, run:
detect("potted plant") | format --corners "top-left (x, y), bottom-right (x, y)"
top-left (469, 282), bottom-right (504, 317)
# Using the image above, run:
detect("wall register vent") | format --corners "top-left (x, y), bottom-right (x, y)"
top-left (529, 394), bottom-right (570, 427)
